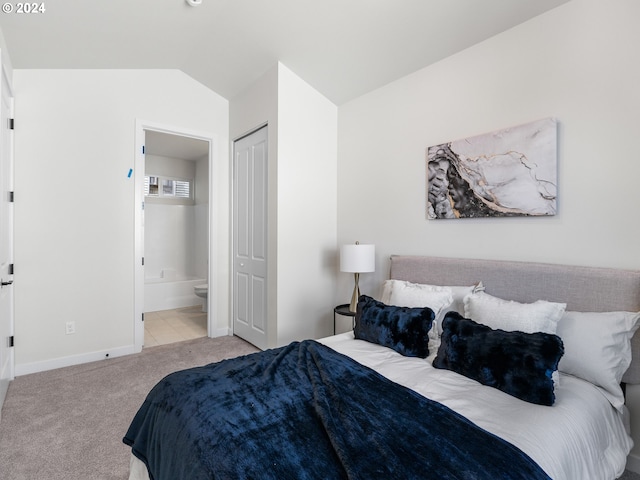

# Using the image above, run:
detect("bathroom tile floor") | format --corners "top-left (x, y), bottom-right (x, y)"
top-left (144, 305), bottom-right (207, 347)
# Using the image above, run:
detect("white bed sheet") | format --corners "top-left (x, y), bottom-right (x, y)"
top-left (128, 334), bottom-right (633, 480)
top-left (320, 332), bottom-right (633, 480)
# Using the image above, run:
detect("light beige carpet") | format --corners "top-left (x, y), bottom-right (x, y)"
top-left (0, 335), bottom-right (258, 480)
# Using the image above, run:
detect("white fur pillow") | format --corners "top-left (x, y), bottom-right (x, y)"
top-left (381, 280), bottom-right (453, 314)
top-left (556, 310), bottom-right (640, 412)
top-left (464, 292), bottom-right (566, 335)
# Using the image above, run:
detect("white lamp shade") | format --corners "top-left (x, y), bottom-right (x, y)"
top-left (340, 244), bottom-right (375, 273)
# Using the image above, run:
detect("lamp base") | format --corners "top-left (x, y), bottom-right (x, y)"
top-left (349, 273), bottom-right (360, 313)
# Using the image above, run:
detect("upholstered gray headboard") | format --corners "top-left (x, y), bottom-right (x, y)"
top-left (389, 255), bottom-right (640, 384)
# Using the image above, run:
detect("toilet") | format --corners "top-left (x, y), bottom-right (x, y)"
top-left (194, 284), bottom-right (208, 312)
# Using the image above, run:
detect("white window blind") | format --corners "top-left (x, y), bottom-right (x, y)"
top-left (144, 176), bottom-right (192, 200)
top-left (174, 180), bottom-right (190, 198)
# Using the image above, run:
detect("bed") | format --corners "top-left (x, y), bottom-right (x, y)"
top-left (124, 255), bottom-right (640, 480)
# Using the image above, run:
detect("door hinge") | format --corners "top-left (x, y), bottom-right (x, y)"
top-left (142, 313), bottom-right (145, 322)
top-left (8, 118), bottom-right (14, 130)
top-left (141, 257), bottom-right (144, 266)
top-left (8, 336), bottom-right (14, 347)
top-left (142, 145), bottom-right (145, 154)
top-left (8, 263), bottom-right (13, 275)
top-left (9, 191), bottom-right (14, 202)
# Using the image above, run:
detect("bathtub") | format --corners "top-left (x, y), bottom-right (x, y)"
top-left (144, 275), bottom-right (206, 313)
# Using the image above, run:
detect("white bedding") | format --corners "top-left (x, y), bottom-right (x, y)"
top-left (129, 333), bottom-right (633, 480)
top-left (320, 332), bottom-right (633, 480)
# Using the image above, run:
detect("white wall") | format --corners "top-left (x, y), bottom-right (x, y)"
top-left (229, 64), bottom-right (279, 346)
top-left (276, 64), bottom-right (338, 344)
top-left (336, 0), bottom-right (640, 469)
top-left (145, 154), bottom-right (196, 192)
top-left (144, 154), bottom-right (204, 281)
top-left (0, 28), bottom-right (12, 82)
top-left (230, 63), bottom-right (338, 348)
top-left (194, 156), bottom-right (209, 280)
top-left (338, 0), bottom-right (640, 294)
top-left (144, 203), bottom-right (197, 281)
top-left (13, 69), bottom-right (228, 374)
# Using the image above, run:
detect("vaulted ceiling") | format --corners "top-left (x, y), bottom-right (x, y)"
top-left (0, 0), bottom-right (570, 105)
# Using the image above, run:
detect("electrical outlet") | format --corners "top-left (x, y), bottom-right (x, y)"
top-left (65, 321), bottom-right (76, 335)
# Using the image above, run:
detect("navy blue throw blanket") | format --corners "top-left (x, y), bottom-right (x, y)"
top-left (123, 340), bottom-right (551, 480)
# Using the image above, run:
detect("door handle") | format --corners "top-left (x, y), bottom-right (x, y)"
top-left (1, 279), bottom-right (13, 287)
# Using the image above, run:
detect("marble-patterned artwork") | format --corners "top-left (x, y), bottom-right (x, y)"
top-left (427, 118), bottom-right (557, 219)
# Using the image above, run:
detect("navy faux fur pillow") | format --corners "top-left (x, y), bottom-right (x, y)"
top-left (433, 312), bottom-right (564, 406)
top-left (354, 295), bottom-right (434, 358)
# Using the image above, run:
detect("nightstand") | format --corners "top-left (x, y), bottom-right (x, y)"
top-left (333, 304), bottom-right (356, 335)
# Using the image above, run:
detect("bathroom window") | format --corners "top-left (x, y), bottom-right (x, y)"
top-left (162, 179), bottom-right (190, 198)
top-left (145, 175), bottom-right (192, 201)
top-left (145, 176), bottom-right (159, 196)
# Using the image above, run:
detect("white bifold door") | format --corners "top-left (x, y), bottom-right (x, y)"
top-left (233, 126), bottom-right (268, 349)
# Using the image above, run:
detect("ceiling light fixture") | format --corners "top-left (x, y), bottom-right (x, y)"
top-left (186, 0), bottom-right (202, 6)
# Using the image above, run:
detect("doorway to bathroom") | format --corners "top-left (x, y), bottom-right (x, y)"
top-left (133, 120), bottom-right (215, 351)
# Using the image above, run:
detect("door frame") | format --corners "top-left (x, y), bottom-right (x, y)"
top-left (134, 119), bottom-right (217, 352)
top-left (0, 63), bottom-right (14, 412)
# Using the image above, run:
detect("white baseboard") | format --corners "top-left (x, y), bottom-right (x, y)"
top-left (626, 452), bottom-right (640, 474)
top-left (15, 344), bottom-right (136, 377)
top-left (211, 327), bottom-right (231, 338)
top-left (15, 331), bottom-right (234, 377)
top-left (0, 378), bottom-right (9, 422)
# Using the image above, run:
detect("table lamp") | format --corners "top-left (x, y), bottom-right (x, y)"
top-left (340, 241), bottom-right (375, 312)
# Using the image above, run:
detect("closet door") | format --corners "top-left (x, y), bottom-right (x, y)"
top-left (233, 126), bottom-right (268, 349)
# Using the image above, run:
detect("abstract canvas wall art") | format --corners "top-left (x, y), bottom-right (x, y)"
top-left (427, 118), bottom-right (557, 219)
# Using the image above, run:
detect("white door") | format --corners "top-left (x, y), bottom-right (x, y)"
top-left (233, 126), bottom-right (268, 349)
top-left (0, 69), bottom-right (15, 414)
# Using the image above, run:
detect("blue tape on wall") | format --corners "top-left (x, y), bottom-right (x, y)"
top-left (128, 168), bottom-right (133, 178)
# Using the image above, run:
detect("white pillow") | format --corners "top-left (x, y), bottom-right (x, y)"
top-left (381, 280), bottom-right (484, 353)
top-left (382, 279), bottom-right (453, 314)
top-left (557, 310), bottom-right (640, 412)
top-left (464, 292), bottom-right (566, 334)
top-left (382, 280), bottom-right (483, 315)
top-left (439, 283), bottom-right (485, 325)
